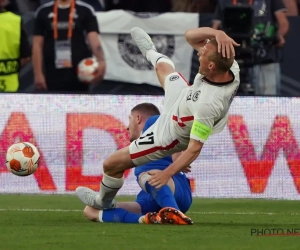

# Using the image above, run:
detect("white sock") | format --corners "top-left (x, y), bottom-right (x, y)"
top-left (138, 215), bottom-right (145, 224)
top-left (96, 173), bottom-right (124, 208)
top-left (146, 50), bottom-right (175, 69)
top-left (98, 210), bottom-right (104, 222)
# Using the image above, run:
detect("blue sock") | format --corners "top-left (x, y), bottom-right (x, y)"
top-left (101, 208), bottom-right (142, 223)
top-left (145, 181), bottom-right (180, 210)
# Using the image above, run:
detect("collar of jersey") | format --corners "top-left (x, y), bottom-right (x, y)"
top-left (201, 70), bottom-right (235, 87)
top-left (58, 4), bottom-right (71, 8)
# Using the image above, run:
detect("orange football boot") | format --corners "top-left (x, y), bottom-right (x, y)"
top-left (159, 207), bottom-right (193, 225)
top-left (142, 212), bottom-right (162, 224)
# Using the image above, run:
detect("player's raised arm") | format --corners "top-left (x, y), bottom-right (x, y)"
top-left (185, 27), bottom-right (240, 58)
top-left (148, 103), bottom-right (217, 188)
top-left (185, 27), bottom-right (219, 50)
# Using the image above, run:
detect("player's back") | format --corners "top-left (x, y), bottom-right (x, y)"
top-left (134, 115), bottom-right (172, 178)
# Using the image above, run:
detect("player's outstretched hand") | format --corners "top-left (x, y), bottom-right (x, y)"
top-left (215, 31), bottom-right (240, 58)
top-left (148, 170), bottom-right (171, 189)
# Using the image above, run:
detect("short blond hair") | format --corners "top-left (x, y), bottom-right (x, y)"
top-left (207, 39), bottom-right (234, 73)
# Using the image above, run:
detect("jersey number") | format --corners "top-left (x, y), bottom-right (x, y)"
top-left (138, 132), bottom-right (154, 145)
top-left (0, 80), bottom-right (6, 92)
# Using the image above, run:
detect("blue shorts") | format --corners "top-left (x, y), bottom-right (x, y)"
top-left (135, 173), bottom-right (192, 215)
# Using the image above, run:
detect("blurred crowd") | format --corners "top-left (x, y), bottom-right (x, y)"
top-left (0, 0), bottom-right (299, 96)
top-left (6, 0), bottom-right (219, 14)
top-left (5, 0), bottom-right (300, 15)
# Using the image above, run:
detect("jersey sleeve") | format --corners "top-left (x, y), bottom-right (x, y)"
top-left (33, 8), bottom-right (46, 36)
top-left (190, 104), bottom-right (219, 143)
top-left (83, 5), bottom-right (100, 33)
top-left (213, 1), bottom-right (222, 23)
top-left (230, 60), bottom-right (240, 76)
top-left (272, 0), bottom-right (287, 13)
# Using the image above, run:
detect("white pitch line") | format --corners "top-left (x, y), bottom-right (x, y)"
top-left (189, 211), bottom-right (300, 216)
top-left (0, 208), bottom-right (299, 216)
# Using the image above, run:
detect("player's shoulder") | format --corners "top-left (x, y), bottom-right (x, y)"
top-left (34, 1), bottom-right (54, 17)
top-left (144, 115), bottom-right (160, 130)
top-left (4, 11), bottom-right (21, 20)
top-left (230, 60), bottom-right (240, 76)
top-left (76, 0), bottom-right (96, 14)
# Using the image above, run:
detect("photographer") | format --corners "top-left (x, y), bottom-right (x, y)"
top-left (212, 0), bottom-right (289, 96)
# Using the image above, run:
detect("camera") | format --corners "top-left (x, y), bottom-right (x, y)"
top-left (221, 3), bottom-right (279, 94)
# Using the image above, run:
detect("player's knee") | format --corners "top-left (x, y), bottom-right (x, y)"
top-left (83, 206), bottom-right (99, 222)
top-left (103, 158), bottom-right (114, 173)
top-left (140, 170), bottom-right (175, 193)
top-left (138, 170), bottom-right (175, 193)
top-left (103, 147), bottom-right (134, 178)
top-left (103, 157), bottom-right (124, 178)
top-left (138, 172), bottom-right (151, 191)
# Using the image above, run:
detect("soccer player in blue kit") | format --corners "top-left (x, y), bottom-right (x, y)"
top-left (82, 103), bottom-right (193, 224)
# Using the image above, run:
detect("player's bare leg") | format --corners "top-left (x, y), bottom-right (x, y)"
top-left (130, 27), bottom-right (176, 89)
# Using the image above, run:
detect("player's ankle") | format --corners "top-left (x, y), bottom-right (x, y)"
top-left (145, 49), bottom-right (157, 61)
top-left (146, 50), bottom-right (175, 70)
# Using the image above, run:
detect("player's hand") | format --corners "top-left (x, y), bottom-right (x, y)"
top-left (215, 31), bottom-right (240, 58)
top-left (276, 34), bottom-right (285, 47)
top-left (91, 61), bottom-right (106, 84)
top-left (183, 166), bottom-right (191, 173)
top-left (34, 74), bottom-right (47, 90)
top-left (148, 170), bottom-right (172, 189)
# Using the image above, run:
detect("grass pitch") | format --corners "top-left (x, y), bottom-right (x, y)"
top-left (0, 195), bottom-right (299, 250)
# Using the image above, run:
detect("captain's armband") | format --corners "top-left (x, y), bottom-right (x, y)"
top-left (191, 121), bottom-right (212, 141)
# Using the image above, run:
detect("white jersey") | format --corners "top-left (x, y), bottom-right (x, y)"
top-left (155, 60), bottom-right (240, 146)
top-left (129, 61), bottom-right (240, 165)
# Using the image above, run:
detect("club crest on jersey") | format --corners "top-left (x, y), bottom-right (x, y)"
top-left (192, 91), bottom-right (201, 102)
top-left (187, 90), bottom-right (192, 101)
top-left (170, 75), bottom-right (179, 81)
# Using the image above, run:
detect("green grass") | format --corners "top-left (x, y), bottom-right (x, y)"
top-left (0, 195), bottom-right (300, 250)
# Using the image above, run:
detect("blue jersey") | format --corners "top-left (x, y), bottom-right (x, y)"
top-left (134, 115), bottom-right (173, 178)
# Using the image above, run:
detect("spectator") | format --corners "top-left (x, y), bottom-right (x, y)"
top-left (39, 0), bottom-right (51, 4)
top-left (104, 0), bottom-right (171, 13)
top-left (15, 0), bottom-right (40, 14)
top-left (143, 0), bottom-right (171, 12)
top-left (172, 0), bottom-right (217, 13)
top-left (5, 0), bottom-right (19, 13)
top-left (32, 0), bottom-right (106, 92)
top-left (104, 0), bottom-right (144, 12)
top-left (212, 0), bottom-right (289, 96)
top-left (81, 0), bottom-right (105, 11)
top-left (282, 0), bottom-right (298, 16)
top-left (0, 0), bottom-right (31, 92)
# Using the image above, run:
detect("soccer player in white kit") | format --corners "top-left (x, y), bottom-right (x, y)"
top-left (76, 27), bottom-right (240, 223)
